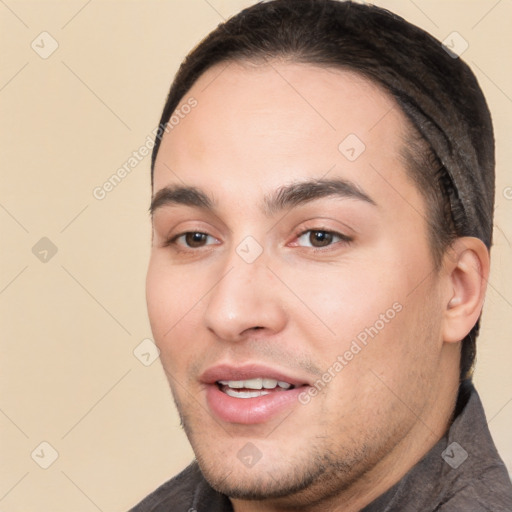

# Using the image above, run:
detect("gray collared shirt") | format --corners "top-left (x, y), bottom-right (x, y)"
top-left (130, 380), bottom-right (512, 511)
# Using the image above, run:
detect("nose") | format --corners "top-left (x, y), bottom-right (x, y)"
top-left (203, 252), bottom-right (288, 342)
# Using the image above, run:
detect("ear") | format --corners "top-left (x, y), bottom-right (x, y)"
top-left (442, 237), bottom-right (490, 343)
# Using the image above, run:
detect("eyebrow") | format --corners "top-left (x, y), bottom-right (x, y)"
top-left (149, 178), bottom-right (376, 216)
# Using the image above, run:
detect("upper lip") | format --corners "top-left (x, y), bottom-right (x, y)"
top-left (200, 363), bottom-right (311, 387)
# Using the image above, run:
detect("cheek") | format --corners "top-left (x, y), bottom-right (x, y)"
top-left (280, 248), bottom-right (438, 383)
top-left (280, 260), bottom-right (404, 345)
top-left (146, 255), bottom-right (203, 360)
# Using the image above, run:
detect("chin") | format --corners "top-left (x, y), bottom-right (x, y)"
top-left (197, 456), bottom-right (320, 501)
top-left (189, 428), bottom-right (365, 508)
top-left (174, 387), bottom-right (374, 504)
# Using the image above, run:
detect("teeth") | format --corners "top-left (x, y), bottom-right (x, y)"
top-left (225, 389), bottom-right (270, 399)
top-left (244, 378), bottom-right (264, 389)
top-left (218, 378), bottom-right (293, 390)
top-left (219, 380), bottom-right (244, 388)
top-left (262, 378), bottom-right (278, 388)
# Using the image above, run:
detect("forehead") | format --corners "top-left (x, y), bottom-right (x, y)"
top-left (153, 61), bottom-right (418, 212)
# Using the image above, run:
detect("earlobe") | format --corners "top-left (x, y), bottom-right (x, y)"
top-left (442, 237), bottom-right (490, 343)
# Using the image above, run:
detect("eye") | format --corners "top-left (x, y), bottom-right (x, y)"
top-left (167, 231), bottom-right (219, 249)
top-left (295, 229), bottom-right (351, 248)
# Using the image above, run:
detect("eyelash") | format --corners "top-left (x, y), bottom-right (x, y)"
top-left (293, 227), bottom-right (353, 250)
top-left (163, 231), bottom-right (219, 251)
top-left (163, 228), bottom-right (352, 252)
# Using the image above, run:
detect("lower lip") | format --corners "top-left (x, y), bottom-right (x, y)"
top-left (205, 384), bottom-right (307, 424)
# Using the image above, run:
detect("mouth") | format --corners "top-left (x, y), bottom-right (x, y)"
top-left (201, 364), bottom-right (310, 425)
top-left (217, 377), bottom-right (295, 398)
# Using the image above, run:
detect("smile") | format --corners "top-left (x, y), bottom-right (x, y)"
top-left (217, 378), bottom-right (293, 398)
top-left (201, 364), bottom-right (310, 424)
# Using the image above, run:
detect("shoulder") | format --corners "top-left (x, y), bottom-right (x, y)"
top-left (434, 383), bottom-right (512, 511)
top-left (434, 467), bottom-right (512, 511)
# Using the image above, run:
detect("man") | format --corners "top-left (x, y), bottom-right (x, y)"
top-left (132, 0), bottom-right (512, 510)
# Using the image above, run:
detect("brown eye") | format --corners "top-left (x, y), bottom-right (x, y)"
top-left (184, 232), bottom-right (209, 247)
top-left (185, 232), bottom-right (208, 247)
top-left (309, 230), bottom-right (333, 247)
top-left (165, 231), bottom-right (218, 250)
top-left (295, 229), bottom-right (351, 249)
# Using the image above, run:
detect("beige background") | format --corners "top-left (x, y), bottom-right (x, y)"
top-left (0, 0), bottom-right (511, 510)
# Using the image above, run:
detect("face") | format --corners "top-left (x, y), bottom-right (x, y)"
top-left (146, 61), bottom-right (447, 506)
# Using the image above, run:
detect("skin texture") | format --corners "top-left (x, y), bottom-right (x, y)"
top-left (146, 61), bottom-right (489, 511)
